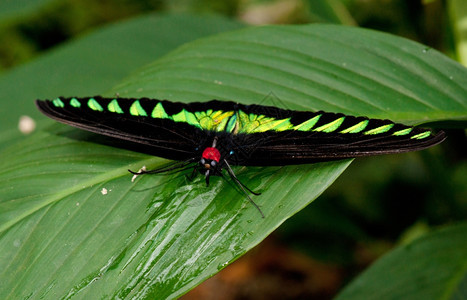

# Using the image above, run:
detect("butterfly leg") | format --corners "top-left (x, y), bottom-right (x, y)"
top-left (223, 159), bottom-right (264, 218)
top-left (188, 165), bottom-right (198, 181)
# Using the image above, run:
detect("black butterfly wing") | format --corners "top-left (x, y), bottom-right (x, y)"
top-left (36, 96), bottom-right (206, 161)
top-left (226, 104), bottom-right (445, 166)
top-left (36, 97), bottom-right (445, 166)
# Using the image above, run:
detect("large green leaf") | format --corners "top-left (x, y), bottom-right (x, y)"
top-left (0, 125), bottom-right (350, 299)
top-left (335, 222), bottom-right (467, 300)
top-left (1, 23), bottom-right (465, 299)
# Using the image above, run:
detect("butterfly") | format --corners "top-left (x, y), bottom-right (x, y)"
top-left (36, 96), bottom-right (446, 217)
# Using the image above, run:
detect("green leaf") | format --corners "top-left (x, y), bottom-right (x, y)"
top-left (335, 222), bottom-right (467, 300)
top-left (0, 125), bottom-right (350, 299)
top-left (1, 23), bottom-right (465, 299)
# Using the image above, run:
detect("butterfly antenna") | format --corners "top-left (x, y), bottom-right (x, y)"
top-left (223, 159), bottom-right (264, 218)
top-left (128, 158), bottom-right (196, 175)
top-left (223, 152), bottom-right (260, 195)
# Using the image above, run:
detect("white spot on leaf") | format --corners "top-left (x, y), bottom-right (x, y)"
top-left (18, 115), bottom-right (36, 134)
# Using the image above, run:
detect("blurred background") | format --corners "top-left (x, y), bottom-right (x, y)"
top-left (0, 0), bottom-right (463, 71)
top-left (1, 0), bottom-right (465, 299)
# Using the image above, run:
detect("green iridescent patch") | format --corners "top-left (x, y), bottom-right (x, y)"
top-left (237, 113), bottom-right (293, 134)
top-left (87, 98), bottom-right (103, 111)
top-left (211, 110), bottom-right (235, 131)
top-left (294, 114), bottom-right (321, 131)
top-left (313, 117), bottom-right (345, 133)
top-left (225, 113), bottom-right (238, 133)
top-left (260, 117), bottom-right (293, 132)
top-left (393, 128), bottom-right (412, 136)
top-left (70, 98), bottom-right (81, 108)
top-left (195, 110), bottom-right (234, 131)
top-left (364, 123), bottom-right (394, 135)
top-left (129, 100), bottom-right (147, 116)
top-left (151, 102), bottom-right (169, 119)
top-left (411, 131), bottom-right (431, 139)
top-left (108, 99), bottom-right (124, 114)
top-left (236, 110), bottom-right (251, 133)
top-left (340, 120), bottom-right (369, 134)
top-left (151, 106), bottom-right (237, 131)
top-left (172, 109), bottom-right (198, 125)
top-left (52, 98), bottom-right (65, 108)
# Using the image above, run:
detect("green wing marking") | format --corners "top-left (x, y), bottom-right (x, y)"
top-left (364, 123), bottom-right (394, 135)
top-left (87, 98), bottom-right (103, 112)
top-left (70, 98), bottom-right (81, 108)
top-left (340, 120), bottom-right (368, 133)
top-left (195, 110), bottom-right (235, 131)
top-left (129, 100), bottom-right (147, 117)
top-left (294, 115), bottom-right (321, 131)
top-left (393, 128), bottom-right (412, 136)
top-left (52, 98), bottom-right (65, 108)
top-left (313, 117), bottom-right (345, 133)
top-left (108, 99), bottom-right (124, 114)
top-left (151, 102), bottom-right (169, 119)
top-left (411, 131), bottom-right (431, 139)
top-left (236, 111), bottom-right (294, 134)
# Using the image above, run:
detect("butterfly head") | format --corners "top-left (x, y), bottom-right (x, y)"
top-left (200, 146), bottom-right (221, 186)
